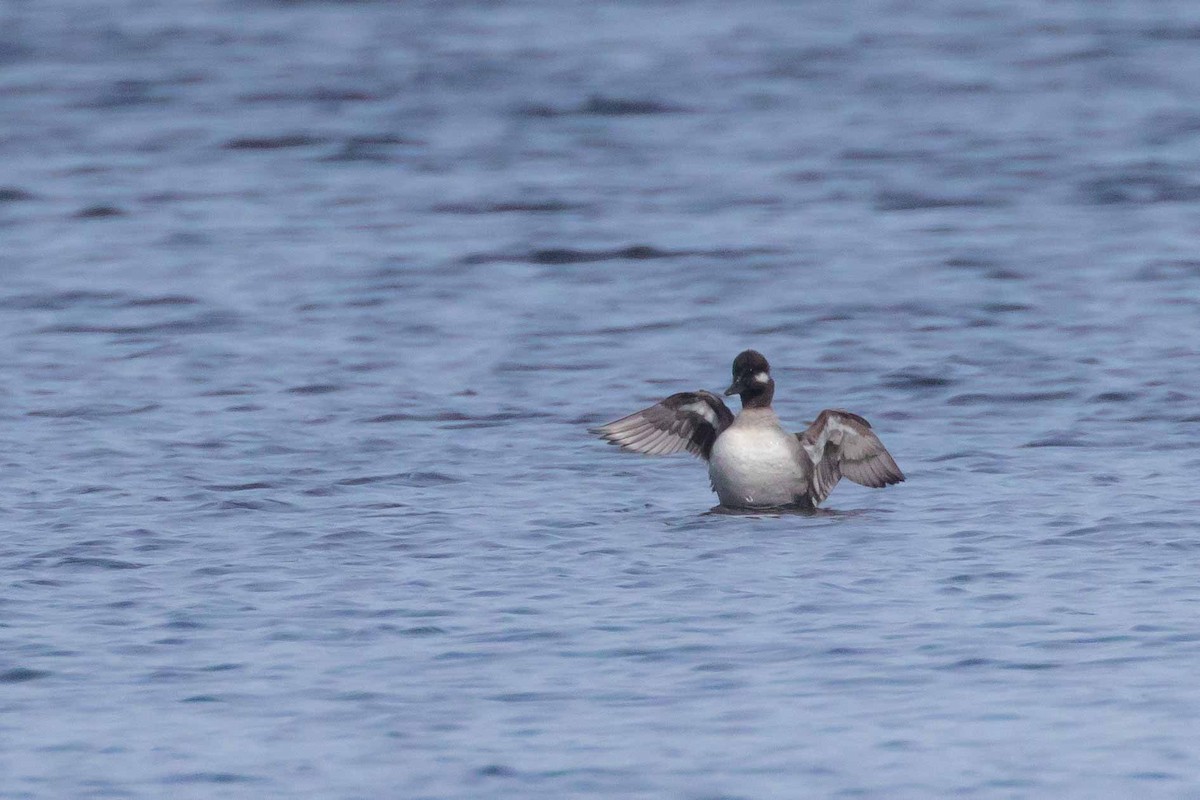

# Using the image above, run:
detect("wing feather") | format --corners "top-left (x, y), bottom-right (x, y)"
top-left (592, 390), bottom-right (734, 461)
top-left (798, 409), bottom-right (904, 503)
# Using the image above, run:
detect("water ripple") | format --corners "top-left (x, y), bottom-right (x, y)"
top-left (4, 2), bottom-right (1200, 798)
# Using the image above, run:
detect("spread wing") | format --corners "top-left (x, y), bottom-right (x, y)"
top-left (591, 391), bottom-right (734, 460)
top-left (798, 409), bottom-right (904, 505)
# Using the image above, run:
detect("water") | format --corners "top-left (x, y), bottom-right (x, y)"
top-left (3, 0), bottom-right (1200, 797)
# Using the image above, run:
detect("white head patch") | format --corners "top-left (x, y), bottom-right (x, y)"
top-left (754, 371), bottom-right (770, 384)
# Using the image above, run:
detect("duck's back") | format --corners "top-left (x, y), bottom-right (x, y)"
top-left (708, 410), bottom-right (808, 508)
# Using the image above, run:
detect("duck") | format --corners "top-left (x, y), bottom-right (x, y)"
top-left (592, 349), bottom-right (904, 509)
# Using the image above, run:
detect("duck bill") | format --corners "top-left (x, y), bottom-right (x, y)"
top-left (723, 379), bottom-right (743, 396)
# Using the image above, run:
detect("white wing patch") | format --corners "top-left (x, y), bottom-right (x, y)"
top-left (814, 417), bottom-right (850, 450)
top-left (680, 400), bottom-right (718, 427)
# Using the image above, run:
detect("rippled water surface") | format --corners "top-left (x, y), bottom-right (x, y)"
top-left (4, 1), bottom-right (1200, 797)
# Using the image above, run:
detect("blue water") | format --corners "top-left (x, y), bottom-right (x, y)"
top-left (3, 1), bottom-right (1200, 797)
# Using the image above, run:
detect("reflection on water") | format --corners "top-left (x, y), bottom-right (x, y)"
top-left (702, 504), bottom-right (877, 520)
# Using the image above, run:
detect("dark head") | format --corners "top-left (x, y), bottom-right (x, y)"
top-left (724, 349), bottom-right (774, 408)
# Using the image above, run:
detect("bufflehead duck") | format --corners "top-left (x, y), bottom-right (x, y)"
top-left (592, 350), bottom-right (904, 509)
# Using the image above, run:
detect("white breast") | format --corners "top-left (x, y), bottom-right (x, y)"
top-left (708, 416), bottom-right (807, 508)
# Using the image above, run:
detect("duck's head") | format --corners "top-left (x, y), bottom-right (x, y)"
top-left (724, 349), bottom-right (774, 407)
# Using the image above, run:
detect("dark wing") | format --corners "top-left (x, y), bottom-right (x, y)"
top-left (591, 391), bottom-right (734, 460)
top-left (798, 409), bottom-right (904, 505)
